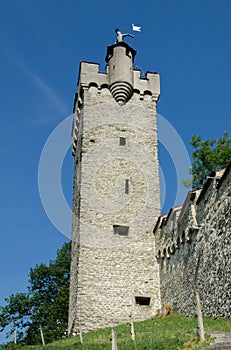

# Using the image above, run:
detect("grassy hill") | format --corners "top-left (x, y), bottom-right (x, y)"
top-left (2, 312), bottom-right (231, 350)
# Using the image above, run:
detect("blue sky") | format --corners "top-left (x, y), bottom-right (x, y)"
top-left (0, 0), bottom-right (230, 343)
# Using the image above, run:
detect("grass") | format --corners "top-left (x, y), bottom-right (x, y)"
top-left (2, 313), bottom-right (231, 350)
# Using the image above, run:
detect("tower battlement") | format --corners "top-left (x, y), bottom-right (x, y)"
top-left (72, 43), bottom-right (160, 155)
top-left (76, 60), bottom-right (160, 100)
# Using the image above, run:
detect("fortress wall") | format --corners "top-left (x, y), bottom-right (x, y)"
top-left (154, 164), bottom-right (231, 317)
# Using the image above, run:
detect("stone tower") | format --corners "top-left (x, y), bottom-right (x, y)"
top-left (68, 36), bottom-right (161, 335)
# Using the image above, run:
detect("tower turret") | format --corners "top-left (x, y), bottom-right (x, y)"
top-left (106, 42), bottom-right (136, 105)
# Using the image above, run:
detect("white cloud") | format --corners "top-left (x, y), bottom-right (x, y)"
top-left (29, 72), bottom-right (68, 116)
top-left (1, 43), bottom-right (68, 120)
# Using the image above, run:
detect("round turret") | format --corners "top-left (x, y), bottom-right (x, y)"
top-left (106, 42), bottom-right (136, 105)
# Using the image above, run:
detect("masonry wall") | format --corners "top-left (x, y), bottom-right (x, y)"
top-left (69, 79), bottom-right (162, 334)
top-left (154, 165), bottom-right (231, 318)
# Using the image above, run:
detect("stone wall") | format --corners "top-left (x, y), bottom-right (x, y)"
top-left (69, 68), bottom-right (162, 334)
top-left (69, 41), bottom-right (230, 337)
top-left (154, 164), bottom-right (231, 318)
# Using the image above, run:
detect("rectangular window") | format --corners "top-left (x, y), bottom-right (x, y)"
top-left (120, 137), bottom-right (126, 146)
top-left (113, 225), bottom-right (129, 236)
top-left (125, 179), bottom-right (129, 194)
top-left (135, 296), bottom-right (151, 306)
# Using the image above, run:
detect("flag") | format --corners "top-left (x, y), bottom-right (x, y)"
top-left (132, 24), bottom-right (141, 32)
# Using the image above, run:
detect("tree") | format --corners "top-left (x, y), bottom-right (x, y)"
top-left (0, 242), bottom-right (71, 345)
top-left (183, 131), bottom-right (231, 188)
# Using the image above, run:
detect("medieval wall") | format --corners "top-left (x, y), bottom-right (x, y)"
top-left (154, 164), bottom-right (231, 318)
top-left (69, 67), bottom-right (162, 335)
top-left (69, 41), bottom-right (230, 337)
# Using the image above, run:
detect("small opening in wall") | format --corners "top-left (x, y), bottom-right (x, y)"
top-left (120, 137), bottom-right (126, 146)
top-left (125, 179), bottom-right (129, 194)
top-left (135, 296), bottom-right (151, 306)
top-left (113, 225), bottom-right (129, 236)
top-left (181, 231), bottom-right (185, 243)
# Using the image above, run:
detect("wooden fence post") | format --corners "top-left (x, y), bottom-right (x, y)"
top-left (112, 328), bottom-right (118, 350)
top-left (40, 324), bottom-right (45, 346)
top-left (195, 291), bottom-right (205, 341)
top-left (130, 319), bottom-right (135, 341)
top-left (130, 319), bottom-right (138, 350)
top-left (14, 330), bottom-right (17, 345)
top-left (79, 327), bottom-right (83, 344)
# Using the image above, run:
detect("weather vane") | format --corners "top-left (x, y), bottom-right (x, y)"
top-left (115, 28), bottom-right (134, 43)
top-left (115, 25), bottom-right (141, 43)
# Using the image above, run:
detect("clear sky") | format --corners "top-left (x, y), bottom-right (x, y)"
top-left (0, 0), bottom-right (230, 343)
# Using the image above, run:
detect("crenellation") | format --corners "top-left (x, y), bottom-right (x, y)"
top-left (78, 61), bottom-right (108, 87)
top-left (133, 70), bottom-right (160, 98)
top-left (155, 164), bottom-right (231, 318)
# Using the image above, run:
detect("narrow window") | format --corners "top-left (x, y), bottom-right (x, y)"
top-left (113, 225), bottom-right (129, 236)
top-left (120, 137), bottom-right (126, 146)
top-left (135, 296), bottom-right (151, 306)
top-left (125, 179), bottom-right (129, 194)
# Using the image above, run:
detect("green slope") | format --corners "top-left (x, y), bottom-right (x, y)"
top-left (2, 313), bottom-right (231, 350)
